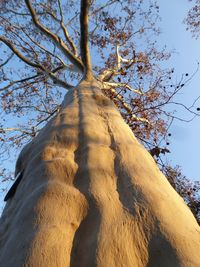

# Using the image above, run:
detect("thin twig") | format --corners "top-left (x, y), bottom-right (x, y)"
top-left (0, 53), bottom-right (14, 68)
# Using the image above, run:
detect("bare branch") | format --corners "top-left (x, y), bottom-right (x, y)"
top-left (0, 36), bottom-right (42, 69)
top-left (80, 0), bottom-right (92, 79)
top-left (57, 0), bottom-right (78, 56)
top-left (91, 0), bottom-right (119, 16)
top-left (0, 53), bottom-right (14, 68)
top-left (104, 82), bottom-right (143, 95)
top-left (116, 45), bottom-right (121, 69)
top-left (168, 101), bottom-right (200, 116)
top-left (0, 37), bottom-right (74, 89)
top-left (97, 69), bottom-right (115, 82)
top-left (35, 107), bottom-right (60, 128)
top-left (104, 86), bottom-right (149, 123)
top-left (0, 127), bottom-right (34, 136)
top-left (161, 110), bottom-right (196, 123)
top-left (21, 30), bottom-right (66, 66)
top-left (25, 0), bottom-right (84, 72)
top-left (130, 114), bottom-right (150, 124)
top-left (16, 26), bottom-right (81, 73)
top-left (38, 2), bottom-right (78, 56)
top-left (98, 44), bottom-right (145, 82)
top-left (17, 105), bottom-right (53, 114)
top-left (47, 72), bottom-right (74, 89)
top-left (0, 74), bottom-right (41, 92)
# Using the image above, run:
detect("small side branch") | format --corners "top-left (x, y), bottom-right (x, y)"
top-left (80, 0), bottom-right (92, 80)
top-left (0, 74), bottom-right (40, 92)
top-left (0, 53), bottom-right (14, 67)
top-left (98, 44), bottom-right (144, 82)
top-left (0, 127), bottom-right (34, 135)
top-left (104, 86), bottom-right (149, 124)
top-left (57, 0), bottom-right (78, 55)
top-left (104, 82), bottom-right (143, 95)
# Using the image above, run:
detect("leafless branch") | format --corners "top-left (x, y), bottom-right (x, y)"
top-left (17, 105), bottom-right (57, 115)
top-left (161, 109), bottom-right (197, 123)
top-left (103, 82), bottom-right (143, 95)
top-left (91, 0), bottom-right (119, 16)
top-left (0, 36), bottom-right (42, 69)
top-left (38, 2), bottom-right (78, 56)
top-left (57, 0), bottom-right (78, 55)
top-left (168, 101), bottom-right (200, 116)
top-left (0, 127), bottom-right (34, 135)
top-left (98, 44), bottom-right (145, 82)
top-left (35, 107), bottom-right (60, 128)
top-left (25, 0), bottom-right (84, 72)
top-left (105, 87), bottom-right (149, 123)
top-left (0, 53), bottom-right (14, 68)
top-left (22, 30), bottom-right (66, 66)
top-left (0, 74), bottom-right (41, 92)
top-left (0, 37), bottom-right (74, 89)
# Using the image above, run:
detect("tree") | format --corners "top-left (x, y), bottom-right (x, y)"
top-left (163, 165), bottom-right (200, 225)
top-left (185, 0), bottom-right (200, 38)
top-left (0, 0), bottom-right (198, 176)
top-left (0, 1), bottom-right (200, 266)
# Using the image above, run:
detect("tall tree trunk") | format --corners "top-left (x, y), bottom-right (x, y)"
top-left (0, 79), bottom-right (200, 267)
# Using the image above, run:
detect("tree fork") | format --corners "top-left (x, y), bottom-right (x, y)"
top-left (0, 80), bottom-right (200, 267)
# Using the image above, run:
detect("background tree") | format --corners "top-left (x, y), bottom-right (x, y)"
top-left (0, 1), bottom-right (200, 266)
top-left (163, 165), bottom-right (200, 224)
top-left (185, 0), bottom-right (200, 38)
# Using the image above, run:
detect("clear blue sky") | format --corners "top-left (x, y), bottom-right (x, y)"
top-left (159, 0), bottom-right (200, 181)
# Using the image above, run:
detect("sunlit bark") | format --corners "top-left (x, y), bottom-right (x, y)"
top-left (0, 79), bottom-right (200, 267)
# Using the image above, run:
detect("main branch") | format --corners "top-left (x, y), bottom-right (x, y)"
top-left (80, 0), bottom-right (93, 80)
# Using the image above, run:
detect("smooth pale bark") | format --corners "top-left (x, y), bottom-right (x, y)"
top-left (0, 79), bottom-right (200, 267)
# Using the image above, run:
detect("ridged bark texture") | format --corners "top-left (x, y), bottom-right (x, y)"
top-left (0, 80), bottom-right (200, 267)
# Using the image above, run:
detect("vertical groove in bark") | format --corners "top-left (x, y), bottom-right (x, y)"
top-left (70, 84), bottom-right (101, 267)
top-left (0, 79), bottom-right (200, 267)
top-left (91, 92), bottom-right (150, 266)
top-left (101, 106), bottom-right (170, 266)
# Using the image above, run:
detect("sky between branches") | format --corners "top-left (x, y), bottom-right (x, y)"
top-left (159, 0), bottom-right (200, 181)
